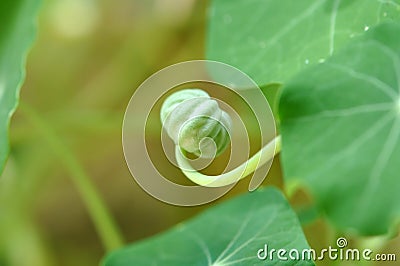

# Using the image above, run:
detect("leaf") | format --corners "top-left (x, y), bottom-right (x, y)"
top-left (0, 0), bottom-right (40, 174)
top-left (102, 187), bottom-right (314, 266)
top-left (279, 22), bottom-right (400, 235)
top-left (260, 83), bottom-right (282, 125)
top-left (207, 0), bottom-right (400, 86)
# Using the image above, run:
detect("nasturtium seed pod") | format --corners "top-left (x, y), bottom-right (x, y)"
top-left (160, 89), bottom-right (232, 158)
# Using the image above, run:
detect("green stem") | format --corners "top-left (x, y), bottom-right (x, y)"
top-left (19, 103), bottom-right (123, 251)
top-left (176, 135), bottom-right (282, 187)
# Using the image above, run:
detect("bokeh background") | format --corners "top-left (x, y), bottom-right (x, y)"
top-left (1, 0), bottom-right (399, 265)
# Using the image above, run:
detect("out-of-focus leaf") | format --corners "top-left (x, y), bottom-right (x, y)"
top-left (260, 83), bottom-right (282, 123)
top-left (103, 187), bottom-right (314, 266)
top-left (0, 0), bottom-right (40, 174)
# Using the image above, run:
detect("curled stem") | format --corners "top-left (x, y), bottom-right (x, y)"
top-left (175, 135), bottom-right (281, 187)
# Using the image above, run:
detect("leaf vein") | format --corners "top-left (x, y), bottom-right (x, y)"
top-left (326, 62), bottom-right (398, 100)
top-left (329, 0), bottom-right (341, 55)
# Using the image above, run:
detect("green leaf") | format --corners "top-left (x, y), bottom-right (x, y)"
top-left (260, 83), bottom-right (282, 125)
top-left (207, 0), bottom-right (400, 86)
top-left (0, 0), bottom-right (40, 174)
top-left (103, 187), bottom-right (314, 266)
top-left (279, 22), bottom-right (400, 235)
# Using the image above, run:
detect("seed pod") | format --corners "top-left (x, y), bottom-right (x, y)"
top-left (160, 89), bottom-right (231, 158)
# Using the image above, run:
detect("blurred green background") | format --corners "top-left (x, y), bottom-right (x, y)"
top-left (1, 0), bottom-right (399, 266)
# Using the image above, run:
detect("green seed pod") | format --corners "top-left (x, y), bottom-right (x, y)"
top-left (160, 89), bottom-right (231, 158)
